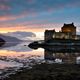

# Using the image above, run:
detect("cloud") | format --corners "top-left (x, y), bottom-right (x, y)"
top-left (0, 0), bottom-right (80, 17)
top-left (0, 20), bottom-right (62, 28)
top-left (0, 4), bottom-right (10, 10)
top-left (0, 12), bottom-right (28, 21)
top-left (0, 0), bottom-right (79, 22)
top-left (0, 15), bottom-right (16, 21)
top-left (0, 0), bottom-right (80, 32)
top-left (5, 31), bottom-right (36, 40)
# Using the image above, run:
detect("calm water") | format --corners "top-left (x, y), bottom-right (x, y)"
top-left (0, 41), bottom-right (80, 79)
top-left (0, 41), bottom-right (44, 79)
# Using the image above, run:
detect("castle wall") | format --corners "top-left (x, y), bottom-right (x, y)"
top-left (44, 30), bottom-right (55, 41)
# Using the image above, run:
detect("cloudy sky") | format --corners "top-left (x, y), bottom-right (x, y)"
top-left (0, 0), bottom-right (80, 34)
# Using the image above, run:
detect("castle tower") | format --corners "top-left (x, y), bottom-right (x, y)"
top-left (61, 23), bottom-right (76, 35)
top-left (44, 29), bottom-right (55, 41)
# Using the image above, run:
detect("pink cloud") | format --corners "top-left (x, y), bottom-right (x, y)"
top-left (0, 12), bottom-right (28, 21)
top-left (0, 4), bottom-right (10, 10)
top-left (0, 16), bottom-right (17, 21)
top-left (27, 0), bottom-right (35, 4)
top-left (0, 10), bottom-right (38, 21)
top-left (0, 0), bottom-right (10, 2)
top-left (0, 21), bottom-right (62, 31)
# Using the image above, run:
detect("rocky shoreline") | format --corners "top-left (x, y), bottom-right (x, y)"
top-left (4, 63), bottom-right (80, 80)
top-left (0, 38), bottom-right (5, 47)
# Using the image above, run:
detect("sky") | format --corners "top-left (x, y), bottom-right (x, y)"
top-left (0, 0), bottom-right (80, 34)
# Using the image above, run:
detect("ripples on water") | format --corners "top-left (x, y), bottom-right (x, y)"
top-left (0, 41), bottom-right (44, 79)
top-left (1, 41), bottom-right (80, 79)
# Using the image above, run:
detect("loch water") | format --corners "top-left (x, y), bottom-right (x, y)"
top-left (0, 41), bottom-right (80, 79)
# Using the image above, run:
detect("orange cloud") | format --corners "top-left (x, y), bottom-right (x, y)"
top-left (0, 23), bottom-right (61, 33)
top-left (0, 20), bottom-right (61, 33)
top-left (0, 16), bottom-right (15, 21)
top-left (0, 14), bottom-right (27, 21)
top-left (0, 26), bottom-right (44, 33)
top-left (0, 10), bottom-right (29, 21)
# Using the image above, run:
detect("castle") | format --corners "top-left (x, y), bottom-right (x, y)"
top-left (44, 23), bottom-right (80, 41)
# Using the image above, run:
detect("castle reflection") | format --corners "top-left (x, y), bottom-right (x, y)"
top-left (44, 49), bottom-right (80, 64)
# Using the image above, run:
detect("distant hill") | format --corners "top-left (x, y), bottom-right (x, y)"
top-left (0, 34), bottom-right (22, 42)
top-left (5, 31), bottom-right (36, 41)
top-left (0, 34), bottom-right (22, 48)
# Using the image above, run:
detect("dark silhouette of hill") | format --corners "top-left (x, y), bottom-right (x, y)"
top-left (0, 37), bottom-right (5, 47)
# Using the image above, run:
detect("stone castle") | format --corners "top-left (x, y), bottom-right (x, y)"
top-left (44, 23), bottom-right (80, 41)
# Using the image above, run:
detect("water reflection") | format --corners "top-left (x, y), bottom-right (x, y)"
top-left (0, 41), bottom-right (44, 79)
top-left (44, 49), bottom-right (80, 64)
top-left (1, 41), bottom-right (80, 79)
top-left (0, 41), bottom-right (32, 52)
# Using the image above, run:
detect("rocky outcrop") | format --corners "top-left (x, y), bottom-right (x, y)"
top-left (0, 37), bottom-right (5, 47)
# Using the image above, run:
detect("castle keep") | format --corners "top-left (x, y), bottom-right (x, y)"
top-left (44, 23), bottom-right (79, 41)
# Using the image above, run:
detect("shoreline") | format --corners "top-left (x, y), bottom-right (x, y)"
top-left (5, 63), bottom-right (80, 80)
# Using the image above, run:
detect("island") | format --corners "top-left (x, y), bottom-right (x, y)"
top-left (28, 23), bottom-right (80, 52)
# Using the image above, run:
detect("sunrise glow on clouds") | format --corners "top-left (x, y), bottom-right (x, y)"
top-left (0, 0), bottom-right (80, 34)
